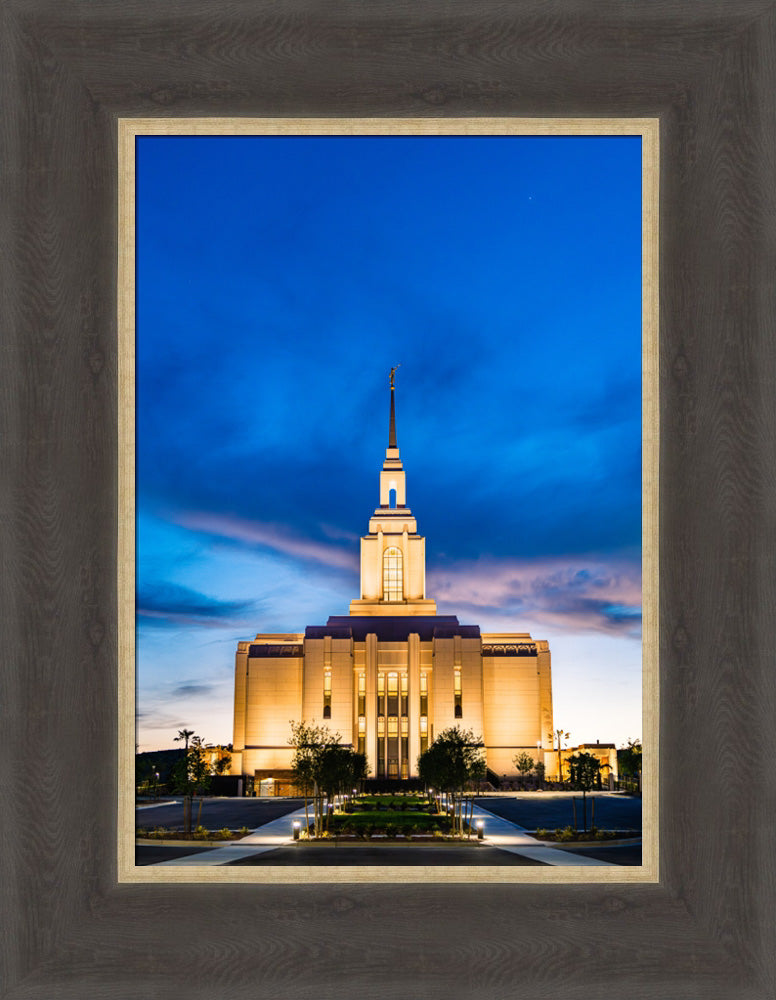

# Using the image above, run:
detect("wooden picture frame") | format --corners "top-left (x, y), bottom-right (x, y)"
top-left (3, 2), bottom-right (774, 995)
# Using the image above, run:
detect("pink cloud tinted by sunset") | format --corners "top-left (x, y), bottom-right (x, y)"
top-left (176, 511), bottom-right (360, 573)
top-left (428, 557), bottom-right (642, 637)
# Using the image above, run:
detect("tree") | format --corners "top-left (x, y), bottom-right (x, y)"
top-left (418, 727), bottom-right (486, 838)
top-left (169, 731), bottom-right (230, 834)
top-left (566, 751), bottom-right (601, 832)
top-left (548, 728), bottom-right (570, 783)
top-left (618, 739), bottom-right (642, 792)
top-left (513, 751), bottom-right (535, 786)
top-left (174, 728), bottom-right (195, 754)
top-left (288, 721), bottom-right (367, 837)
top-left (212, 748), bottom-right (232, 776)
top-left (135, 756), bottom-right (154, 796)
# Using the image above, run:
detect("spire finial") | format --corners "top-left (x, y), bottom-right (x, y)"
top-left (388, 365), bottom-right (400, 448)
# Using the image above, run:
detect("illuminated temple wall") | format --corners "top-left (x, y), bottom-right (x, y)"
top-left (231, 625), bottom-right (552, 782)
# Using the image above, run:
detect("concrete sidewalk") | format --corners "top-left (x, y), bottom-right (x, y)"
top-left (152, 802), bottom-right (618, 867)
top-left (153, 805), bottom-right (308, 866)
top-left (471, 804), bottom-right (616, 866)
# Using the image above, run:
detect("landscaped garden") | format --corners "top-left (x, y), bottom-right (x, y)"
top-left (135, 825), bottom-right (252, 842)
top-left (300, 792), bottom-right (480, 840)
top-left (289, 722), bottom-right (489, 841)
top-left (533, 826), bottom-right (640, 843)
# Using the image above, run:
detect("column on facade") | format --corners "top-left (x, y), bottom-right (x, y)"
top-left (376, 528), bottom-right (383, 600)
top-left (408, 632), bottom-right (420, 778)
top-left (365, 632), bottom-right (378, 778)
top-left (537, 642), bottom-right (553, 769)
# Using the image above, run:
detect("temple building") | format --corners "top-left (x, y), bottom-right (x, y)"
top-left (230, 374), bottom-right (554, 788)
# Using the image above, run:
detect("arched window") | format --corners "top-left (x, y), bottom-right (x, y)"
top-left (382, 546), bottom-right (403, 601)
top-left (388, 487), bottom-right (397, 509)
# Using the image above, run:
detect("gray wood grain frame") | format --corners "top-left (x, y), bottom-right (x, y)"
top-left (2, 2), bottom-right (775, 998)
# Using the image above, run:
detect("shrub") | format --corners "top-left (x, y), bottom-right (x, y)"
top-left (193, 825), bottom-right (209, 840)
top-left (217, 827), bottom-right (232, 840)
top-left (136, 827), bottom-right (147, 838)
top-left (535, 828), bottom-right (548, 840)
top-left (239, 825), bottom-right (250, 836)
top-left (558, 826), bottom-right (575, 842)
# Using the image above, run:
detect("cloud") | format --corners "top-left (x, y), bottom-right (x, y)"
top-left (137, 581), bottom-right (257, 628)
top-left (428, 555), bottom-right (642, 637)
top-left (135, 710), bottom-right (193, 731)
top-left (174, 511), bottom-right (359, 573)
top-left (170, 683), bottom-right (216, 698)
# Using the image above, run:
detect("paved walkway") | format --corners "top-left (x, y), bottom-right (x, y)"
top-left (152, 802), bottom-right (618, 867)
top-left (470, 804), bottom-right (615, 867)
top-left (152, 805), bottom-right (309, 866)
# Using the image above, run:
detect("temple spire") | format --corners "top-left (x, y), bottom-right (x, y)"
top-left (389, 365), bottom-right (400, 448)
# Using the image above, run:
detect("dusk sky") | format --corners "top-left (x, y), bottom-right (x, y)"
top-left (136, 133), bottom-right (643, 754)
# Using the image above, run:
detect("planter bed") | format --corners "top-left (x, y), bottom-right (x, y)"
top-left (533, 828), bottom-right (641, 843)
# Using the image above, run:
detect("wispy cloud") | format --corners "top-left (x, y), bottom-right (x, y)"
top-left (137, 581), bottom-right (257, 628)
top-left (170, 682), bottom-right (216, 698)
top-left (429, 556), bottom-right (641, 637)
top-left (175, 511), bottom-right (359, 573)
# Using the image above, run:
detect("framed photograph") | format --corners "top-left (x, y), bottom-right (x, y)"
top-left (120, 118), bottom-right (658, 884)
top-left (4, 3), bottom-right (774, 997)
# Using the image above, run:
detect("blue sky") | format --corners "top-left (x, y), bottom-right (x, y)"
top-left (136, 133), bottom-right (643, 753)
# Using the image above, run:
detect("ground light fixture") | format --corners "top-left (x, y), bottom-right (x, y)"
top-left (293, 821), bottom-right (300, 841)
top-left (476, 819), bottom-right (484, 841)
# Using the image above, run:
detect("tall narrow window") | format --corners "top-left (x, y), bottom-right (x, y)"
top-left (387, 671), bottom-right (399, 716)
top-left (357, 672), bottom-right (366, 716)
top-left (420, 672), bottom-right (428, 717)
top-left (323, 668), bottom-right (332, 719)
top-left (382, 546), bottom-right (403, 601)
top-left (357, 716), bottom-right (366, 756)
top-left (454, 667), bottom-right (462, 719)
top-left (377, 672), bottom-right (385, 717)
top-left (387, 716), bottom-right (399, 778)
top-left (400, 673), bottom-right (408, 717)
top-left (420, 715), bottom-right (429, 753)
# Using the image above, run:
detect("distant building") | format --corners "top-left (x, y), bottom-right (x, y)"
top-left (230, 377), bottom-right (554, 787)
top-left (575, 742), bottom-right (619, 779)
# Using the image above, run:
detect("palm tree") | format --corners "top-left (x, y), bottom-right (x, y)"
top-left (548, 729), bottom-right (570, 783)
top-left (174, 728), bottom-right (195, 754)
top-left (174, 728), bottom-right (196, 835)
